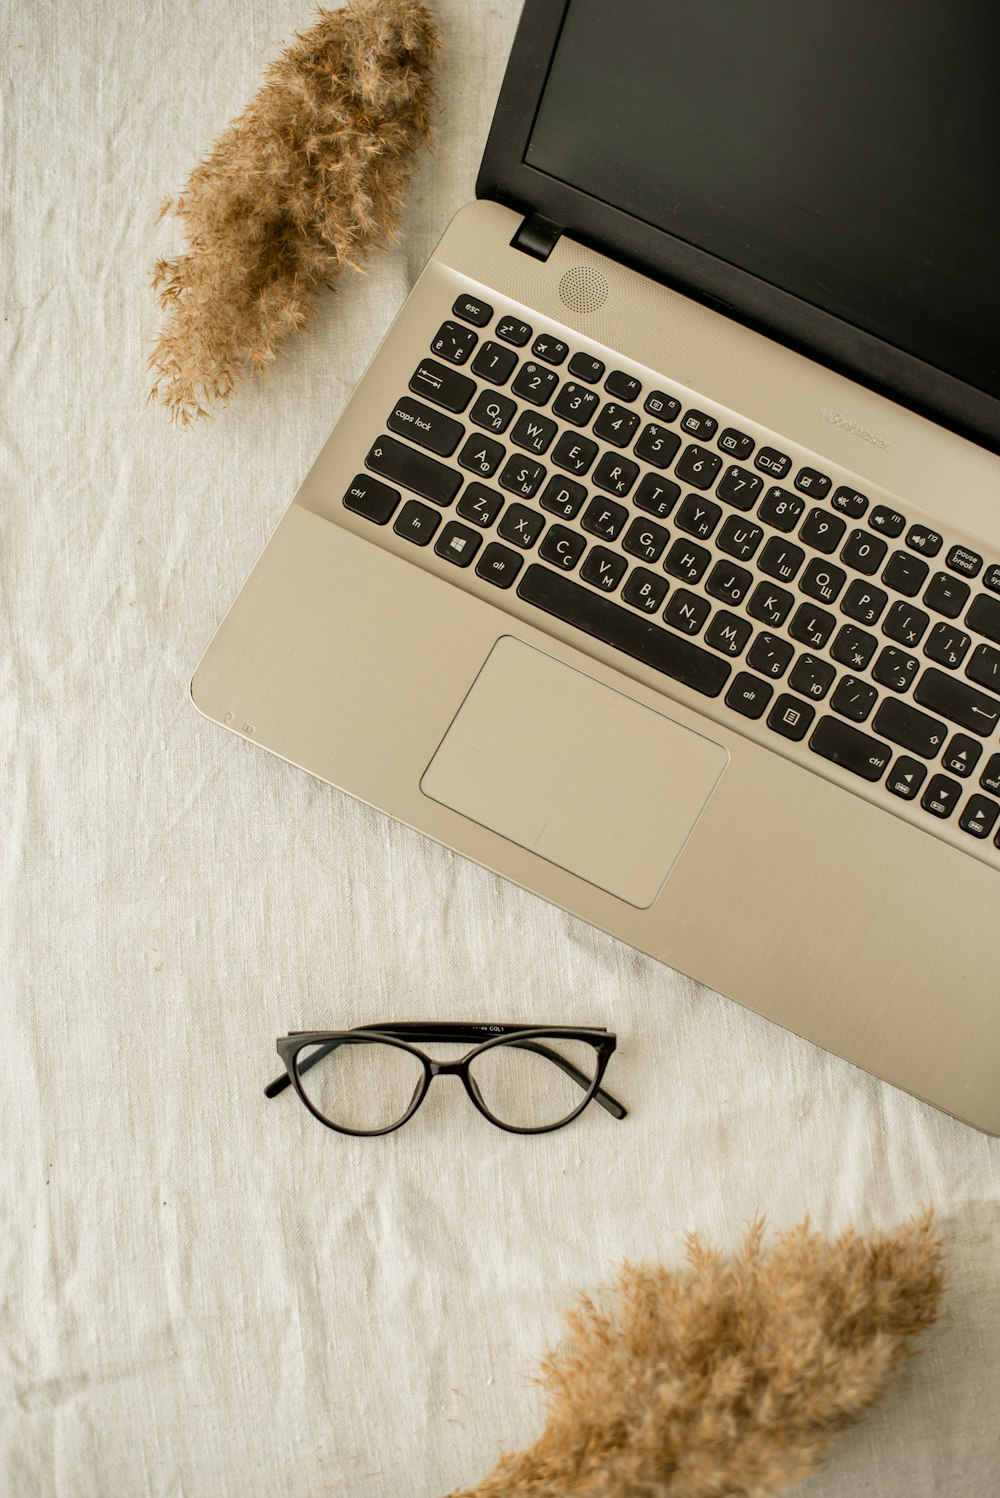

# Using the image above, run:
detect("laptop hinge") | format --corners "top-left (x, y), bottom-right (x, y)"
top-left (510, 212), bottom-right (561, 261)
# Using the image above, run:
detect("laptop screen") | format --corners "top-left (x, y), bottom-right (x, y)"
top-left (525, 0), bottom-right (1000, 402)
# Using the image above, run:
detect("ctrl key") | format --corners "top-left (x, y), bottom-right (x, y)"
top-left (343, 473), bottom-right (399, 525)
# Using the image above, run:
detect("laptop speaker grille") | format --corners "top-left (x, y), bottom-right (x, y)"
top-left (558, 265), bottom-right (609, 314)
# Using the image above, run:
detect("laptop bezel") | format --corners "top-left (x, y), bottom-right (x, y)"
top-left (476, 0), bottom-right (1000, 458)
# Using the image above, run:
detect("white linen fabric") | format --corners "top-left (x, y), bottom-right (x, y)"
top-left (3, 3), bottom-right (999, 1494)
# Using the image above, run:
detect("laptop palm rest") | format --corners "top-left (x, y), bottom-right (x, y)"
top-left (420, 636), bottom-right (728, 908)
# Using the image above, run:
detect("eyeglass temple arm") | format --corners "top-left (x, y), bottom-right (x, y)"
top-left (264, 1033), bottom-right (627, 1119)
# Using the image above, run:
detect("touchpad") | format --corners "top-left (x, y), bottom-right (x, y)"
top-left (420, 636), bottom-right (728, 908)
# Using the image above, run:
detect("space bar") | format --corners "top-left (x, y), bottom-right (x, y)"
top-left (516, 565), bottom-right (731, 698)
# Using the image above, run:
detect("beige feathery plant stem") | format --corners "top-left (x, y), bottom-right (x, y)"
top-left (148, 0), bottom-right (440, 423)
top-left (446, 1211), bottom-right (944, 1498)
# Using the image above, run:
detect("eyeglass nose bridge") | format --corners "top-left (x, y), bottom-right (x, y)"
top-left (428, 1059), bottom-right (466, 1078)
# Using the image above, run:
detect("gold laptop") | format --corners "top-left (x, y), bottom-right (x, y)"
top-left (192, 0), bottom-right (1000, 1133)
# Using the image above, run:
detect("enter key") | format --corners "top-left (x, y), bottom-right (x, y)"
top-left (914, 666), bottom-right (1000, 736)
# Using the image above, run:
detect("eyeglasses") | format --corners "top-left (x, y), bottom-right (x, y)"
top-left (265, 1023), bottom-right (626, 1136)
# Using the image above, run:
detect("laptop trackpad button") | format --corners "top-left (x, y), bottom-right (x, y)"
top-left (420, 636), bottom-right (728, 908)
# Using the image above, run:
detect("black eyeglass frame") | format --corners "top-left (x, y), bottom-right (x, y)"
top-left (265, 1022), bottom-right (626, 1136)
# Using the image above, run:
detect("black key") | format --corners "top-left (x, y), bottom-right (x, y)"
top-left (431, 320), bottom-right (478, 364)
top-left (551, 382), bottom-right (600, 427)
top-left (470, 389), bottom-right (516, 433)
top-left (959, 795), bottom-right (1000, 838)
top-left (886, 755), bottom-right (927, 800)
top-left (633, 474), bottom-right (680, 519)
top-left (799, 507), bottom-right (846, 554)
top-left (622, 567), bottom-right (669, 614)
top-left (471, 340), bottom-right (518, 385)
top-left (882, 549), bottom-right (929, 598)
top-left (674, 444), bottom-right (722, 490)
top-left (755, 446), bottom-right (792, 480)
top-left (511, 410), bottom-right (557, 455)
top-left (716, 515), bottom-right (763, 561)
top-left (921, 773), bottom-right (962, 819)
top-left (841, 578), bottom-right (887, 627)
top-left (457, 483), bottom-right (504, 528)
top-left (605, 370), bottom-right (642, 402)
top-left (924, 622), bottom-right (970, 669)
top-left (551, 430), bottom-right (598, 476)
top-left (946, 545), bottom-right (982, 578)
top-left (675, 494), bottom-right (721, 540)
top-left (452, 294), bottom-right (492, 326)
top-left (789, 604), bottom-right (836, 649)
top-left (568, 352), bottom-right (605, 383)
top-left (498, 454), bottom-right (546, 499)
top-left (984, 564), bottom-right (1000, 595)
top-left (664, 588), bottom-right (711, 635)
top-left (622, 516), bottom-right (670, 563)
top-left (942, 733), bottom-right (982, 778)
top-left (747, 582), bottom-right (794, 628)
top-left (705, 560), bottom-right (753, 607)
top-left (593, 451), bottom-right (639, 498)
top-left (582, 495), bottom-right (629, 540)
top-left (868, 504), bottom-right (906, 537)
top-left (531, 334), bottom-right (568, 365)
top-left (663, 538), bottom-right (711, 584)
top-left (593, 402), bottom-right (640, 447)
top-left (681, 409), bottom-right (718, 440)
top-left (717, 428), bottom-right (755, 461)
top-left (794, 467), bottom-right (832, 498)
top-left (747, 632), bottom-right (794, 679)
top-left (799, 557), bottom-right (846, 606)
top-left (458, 434), bottom-right (505, 477)
top-left (759, 536), bottom-right (804, 583)
top-left (581, 545), bottom-right (628, 593)
top-left (966, 593), bottom-right (1000, 645)
top-left (923, 571), bottom-right (971, 618)
top-left (831, 624), bottom-right (878, 671)
top-left (435, 521), bottom-right (482, 567)
top-left (830, 676), bottom-right (878, 723)
top-left (757, 486), bottom-right (804, 533)
top-left (809, 717), bottom-right (892, 781)
top-left (980, 752), bottom-right (1000, 794)
top-left (366, 435), bottom-right (462, 506)
top-left (495, 315), bottom-right (532, 346)
top-left (633, 422), bottom-right (682, 469)
top-left (906, 524), bottom-right (943, 557)
top-left (967, 642), bottom-right (1000, 695)
top-left (498, 503), bottom-right (545, 550)
top-left (872, 646), bottom-right (919, 693)
top-left (789, 653), bottom-right (836, 700)
top-left (882, 601), bottom-right (928, 649)
top-left (832, 486), bottom-right (869, 519)
top-left (538, 524), bottom-right (585, 571)
top-left (538, 475), bottom-right (586, 520)
top-left (841, 528), bottom-right (888, 576)
top-left (409, 358), bottom-right (475, 413)
top-left (516, 565), bottom-right (732, 697)
top-left (511, 362), bottom-right (559, 406)
top-left (725, 671), bottom-right (773, 719)
top-left (644, 389), bottom-right (681, 422)
top-left (716, 465), bottom-right (763, 512)
top-left (475, 542), bottom-right (523, 589)
top-left (767, 693), bottom-right (815, 740)
top-left (388, 396), bottom-right (463, 456)
top-left (705, 610), bottom-right (752, 657)
top-left (872, 698), bottom-right (947, 757)
top-left (394, 498), bottom-right (440, 546)
top-left (343, 473), bottom-right (399, 525)
top-left (914, 666), bottom-right (1000, 736)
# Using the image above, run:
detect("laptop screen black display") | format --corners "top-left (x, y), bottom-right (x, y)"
top-left (525, 0), bottom-right (1000, 402)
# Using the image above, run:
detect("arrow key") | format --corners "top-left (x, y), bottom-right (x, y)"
top-left (920, 773), bottom-right (962, 819)
top-left (886, 755), bottom-right (927, 801)
top-left (942, 733), bottom-right (982, 778)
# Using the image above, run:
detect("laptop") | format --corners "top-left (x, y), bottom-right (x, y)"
top-left (192, 0), bottom-right (1000, 1135)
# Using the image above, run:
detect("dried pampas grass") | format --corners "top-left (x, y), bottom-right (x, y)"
top-left (148, 0), bottom-right (440, 422)
top-left (446, 1212), bottom-right (944, 1498)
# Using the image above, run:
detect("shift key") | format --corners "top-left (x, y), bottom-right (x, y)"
top-left (914, 666), bottom-right (1000, 736)
top-left (366, 434), bottom-right (463, 507)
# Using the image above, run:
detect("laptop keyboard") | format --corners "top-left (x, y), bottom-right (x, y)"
top-left (341, 289), bottom-right (1000, 862)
